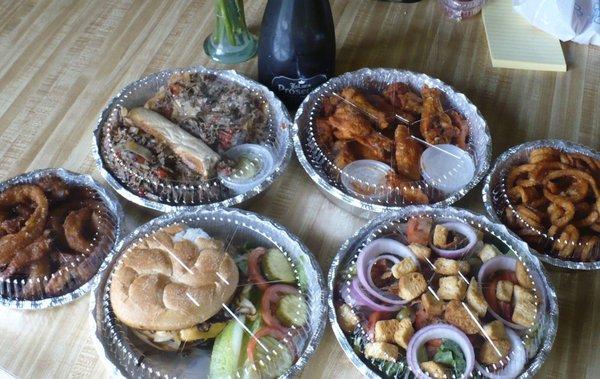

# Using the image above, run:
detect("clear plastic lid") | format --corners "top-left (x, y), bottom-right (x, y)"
top-left (303, 76), bottom-right (482, 207)
top-left (487, 141), bottom-right (600, 267)
top-left (97, 68), bottom-right (290, 210)
top-left (332, 208), bottom-right (554, 378)
top-left (95, 210), bottom-right (325, 378)
top-left (0, 169), bottom-right (121, 308)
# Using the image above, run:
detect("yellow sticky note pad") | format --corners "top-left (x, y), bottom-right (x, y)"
top-left (482, 0), bottom-right (566, 72)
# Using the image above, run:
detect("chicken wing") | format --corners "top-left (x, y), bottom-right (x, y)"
top-left (328, 103), bottom-right (374, 140)
top-left (448, 110), bottom-right (469, 149)
top-left (340, 87), bottom-right (390, 130)
top-left (420, 86), bottom-right (455, 145)
top-left (332, 141), bottom-right (357, 169)
top-left (315, 117), bottom-right (335, 151)
top-left (386, 171), bottom-right (429, 205)
top-left (384, 83), bottom-right (423, 116)
top-left (394, 125), bottom-right (423, 181)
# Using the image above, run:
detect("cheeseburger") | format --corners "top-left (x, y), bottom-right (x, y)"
top-left (110, 224), bottom-right (239, 351)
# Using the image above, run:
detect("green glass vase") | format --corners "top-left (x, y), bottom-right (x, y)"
top-left (204, 0), bottom-right (258, 64)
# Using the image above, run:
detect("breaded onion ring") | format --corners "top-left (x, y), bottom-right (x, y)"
top-left (63, 208), bottom-right (95, 255)
top-left (21, 255), bottom-right (52, 300)
top-left (0, 185), bottom-right (48, 266)
top-left (0, 233), bottom-right (52, 279)
top-left (63, 203), bottom-right (113, 256)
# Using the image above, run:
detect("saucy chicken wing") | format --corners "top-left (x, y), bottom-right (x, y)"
top-left (420, 86), bottom-right (456, 145)
top-left (384, 83), bottom-right (423, 116)
top-left (340, 87), bottom-right (390, 130)
top-left (394, 125), bottom-right (423, 181)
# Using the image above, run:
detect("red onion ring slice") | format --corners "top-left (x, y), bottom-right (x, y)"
top-left (478, 256), bottom-right (545, 330)
top-left (431, 222), bottom-right (478, 259)
top-left (407, 324), bottom-right (475, 379)
top-left (357, 238), bottom-right (420, 305)
top-left (475, 329), bottom-right (526, 379)
top-left (349, 278), bottom-right (403, 312)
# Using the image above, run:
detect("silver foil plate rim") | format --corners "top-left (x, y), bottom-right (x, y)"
top-left (90, 207), bottom-right (327, 378)
top-left (0, 168), bottom-right (123, 310)
top-left (482, 138), bottom-right (600, 271)
top-left (327, 205), bottom-right (558, 379)
top-left (93, 66), bottom-right (293, 213)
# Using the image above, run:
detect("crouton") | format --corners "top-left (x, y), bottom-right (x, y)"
top-left (437, 276), bottom-right (468, 301)
top-left (433, 225), bottom-right (450, 247)
top-left (515, 260), bottom-right (534, 289)
top-left (398, 272), bottom-right (427, 301)
top-left (478, 338), bottom-right (511, 365)
top-left (444, 300), bottom-right (480, 334)
top-left (466, 278), bottom-right (487, 317)
top-left (434, 257), bottom-right (470, 275)
top-left (375, 319), bottom-right (399, 343)
top-left (512, 285), bottom-right (537, 327)
top-left (496, 280), bottom-right (514, 302)
top-left (478, 244), bottom-right (501, 262)
top-left (337, 304), bottom-right (360, 333)
top-left (364, 342), bottom-right (398, 362)
top-left (421, 292), bottom-right (445, 317)
top-left (420, 361), bottom-right (449, 378)
top-left (408, 243), bottom-right (431, 261)
top-left (393, 318), bottom-right (414, 349)
top-left (482, 320), bottom-right (507, 341)
top-left (392, 258), bottom-right (418, 278)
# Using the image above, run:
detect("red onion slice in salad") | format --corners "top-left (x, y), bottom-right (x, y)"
top-left (349, 277), bottom-right (403, 312)
top-left (478, 256), bottom-right (544, 330)
top-left (475, 329), bottom-right (526, 379)
top-left (431, 222), bottom-right (478, 259)
top-left (407, 324), bottom-right (475, 379)
top-left (357, 238), bottom-right (420, 305)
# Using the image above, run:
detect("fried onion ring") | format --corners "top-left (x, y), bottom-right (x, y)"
top-left (63, 208), bottom-right (96, 255)
top-left (0, 185), bottom-right (48, 266)
top-left (0, 233), bottom-right (51, 279)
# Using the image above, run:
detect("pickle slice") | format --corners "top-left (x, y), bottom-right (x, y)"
top-left (276, 293), bottom-right (308, 327)
top-left (261, 248), bottom-right (295, 284)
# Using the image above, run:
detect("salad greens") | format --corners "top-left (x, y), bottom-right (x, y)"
top-left (433, 340), bottom-right (467, 378)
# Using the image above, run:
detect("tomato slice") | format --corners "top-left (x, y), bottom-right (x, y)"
top-left (484, 277), bottom-right (499, 312)
top-left (406, 217), bottom-right (432, 245)
top-left (261, 284), bottom-right (299, 331)
top-left (248, 247), bottom-right (269, 291)
top-left (484, 270), bottom-right (518, 321)
top-left (499, 300), bottom-right (513, 320)
top-left (246, 327), bottom-right (296, 363)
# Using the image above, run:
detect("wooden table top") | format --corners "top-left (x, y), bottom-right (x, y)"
top-left (0, 0), bottom-right (598, 378)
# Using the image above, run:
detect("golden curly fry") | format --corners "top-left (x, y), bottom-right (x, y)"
top-left (502, 148), bottom-right (600, 262)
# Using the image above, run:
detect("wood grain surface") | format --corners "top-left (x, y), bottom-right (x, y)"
top-left (0, 1), bottom-right (598, 378)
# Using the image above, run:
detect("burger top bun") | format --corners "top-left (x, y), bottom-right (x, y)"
top-left (110, 224), bottom-right (239, 331)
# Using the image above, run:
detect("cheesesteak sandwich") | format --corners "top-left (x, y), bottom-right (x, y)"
top-left (110, 225), bottom-right (239, 351)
